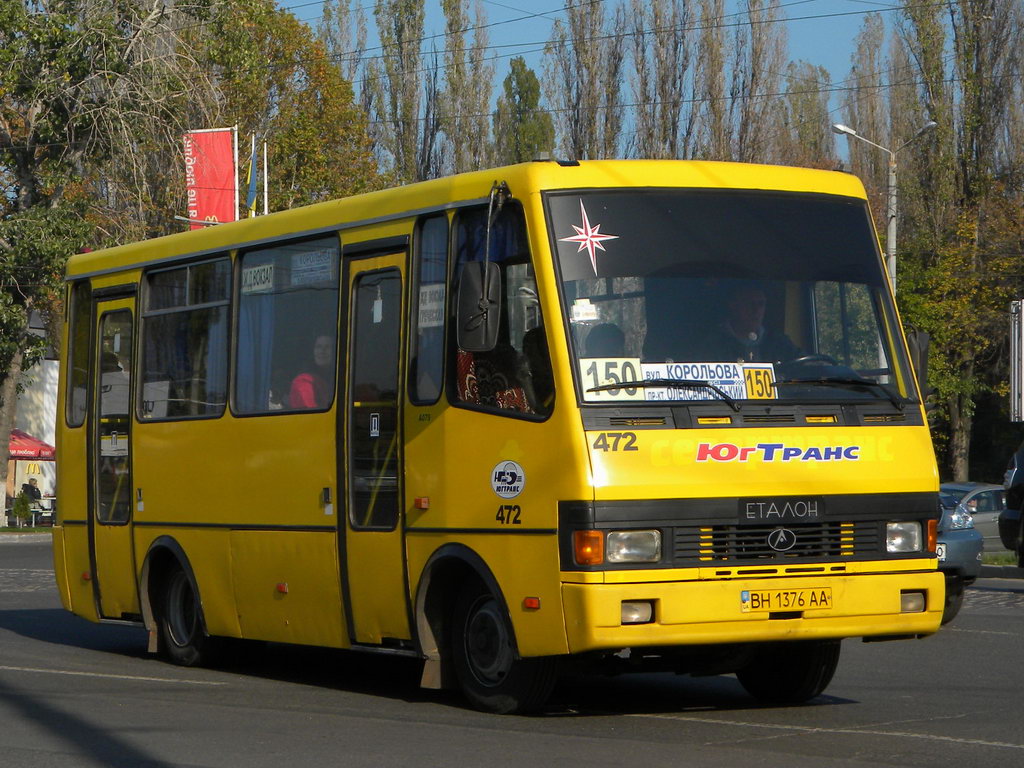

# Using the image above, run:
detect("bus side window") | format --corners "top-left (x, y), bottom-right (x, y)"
top-left (449, 204), bottom-right (553, 417)
top-left (140, 259), bottom-right (230, 420)
top-left (409, 214), bottom-right (448, 404)
top-left (235, 236), bottom-right (340, 414)
top-left (66, 280), bottom-right (92, 427)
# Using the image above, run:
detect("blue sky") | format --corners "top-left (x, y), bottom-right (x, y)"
top-left (279, 0), bottom-right (903, 134)
top-left (280, 0), bottom-right (895, 83)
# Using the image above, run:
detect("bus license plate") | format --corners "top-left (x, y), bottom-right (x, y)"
top-left (740, 587), bottom-right (832, 612)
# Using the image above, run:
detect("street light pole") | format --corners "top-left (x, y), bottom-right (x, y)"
top-left (831, 121), bottom-right (937, 294)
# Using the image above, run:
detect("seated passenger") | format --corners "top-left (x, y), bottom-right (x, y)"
top-left (289, 333), bottom-right (335, 409)
top-left (703, 283), bottom-right (799, 363)
top-left (585, 323), bottom-right (625, 357)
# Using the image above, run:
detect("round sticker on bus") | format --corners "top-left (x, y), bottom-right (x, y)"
top-left (492, 461), bottom-right (526, 498)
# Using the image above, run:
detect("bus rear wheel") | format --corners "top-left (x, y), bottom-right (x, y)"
top-left (158, 566), bottom-right (218, 667)
top-left (736, 640), bottom-right (840, 706)
top-left (451, 585), bottom-right (557, 714)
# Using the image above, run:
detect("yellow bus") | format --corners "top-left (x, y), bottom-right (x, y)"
top-left (53, 160), bottom-right (943, 714)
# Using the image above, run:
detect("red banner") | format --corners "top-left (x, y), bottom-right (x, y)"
top-left (183, 128), bottom-right (236, 229)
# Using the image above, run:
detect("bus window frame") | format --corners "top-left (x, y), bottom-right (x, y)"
top-left (230, 232), bottom-right (343, 418)
top-left (346, 264), bottom-right (405, 533)
top-left (137, 255), bottom-right (232, 423)
top-left (65, 279), bottom-right (94, 429)
top-left (542, 187), bottom-right (916, 409)
top-left (408, 212), bottom-right (450, 407)
top-left (445, 201), bottom-right (554, 423)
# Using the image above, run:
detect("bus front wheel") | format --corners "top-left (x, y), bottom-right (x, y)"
top-left (736, 640), bottom-right (840, 705)
top-left (158, 567), bottom-right (217, 667)
top-left (450, 584), bottom-right (557, 714)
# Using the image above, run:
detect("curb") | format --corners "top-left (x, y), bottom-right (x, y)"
top-left (980, 564), bottom-right (1024, 579)
top-left (0, 533), bottom-right (52, 544)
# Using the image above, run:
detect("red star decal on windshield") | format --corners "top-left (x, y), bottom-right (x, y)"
top-left (559, 200), bottom-right (619, 275)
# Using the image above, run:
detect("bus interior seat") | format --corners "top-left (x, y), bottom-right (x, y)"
top-left (456, 347), bottom-right (533, 413)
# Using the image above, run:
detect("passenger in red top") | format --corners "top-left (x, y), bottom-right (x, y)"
top-left (289, 334), bottom-right (335, 409)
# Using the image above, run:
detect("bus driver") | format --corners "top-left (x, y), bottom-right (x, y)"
top-left (705, 282), bottom-right (799, 364)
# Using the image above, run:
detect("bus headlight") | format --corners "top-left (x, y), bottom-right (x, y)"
top-left (606, 530), bottom-right (662, 563)
top-left (886, 521), bottom-right (922, 553)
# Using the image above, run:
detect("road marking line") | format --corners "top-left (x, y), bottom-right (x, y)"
top-left (948, 627), bottom-right (1017, 636)
top-left (0, 665), bottom-right (225, 686)
top-left (628, 714), bottom-right (1024, 750)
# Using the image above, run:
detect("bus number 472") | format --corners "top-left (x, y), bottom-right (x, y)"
top-left (496, 505), bottom-right (522, 525)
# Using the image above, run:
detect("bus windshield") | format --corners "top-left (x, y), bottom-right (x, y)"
top-left (547, 189), bottom-right (915, 407)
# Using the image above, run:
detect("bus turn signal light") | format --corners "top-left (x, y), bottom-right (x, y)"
top-left (574, 530), bottom-right (604, 565)
top-left (927, 519), bottom-right (937, 553)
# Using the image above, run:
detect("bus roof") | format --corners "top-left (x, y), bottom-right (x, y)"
top-left (66, 159), bottom-right (867, 280)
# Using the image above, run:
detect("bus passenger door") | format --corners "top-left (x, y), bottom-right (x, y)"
top-left (342, 255), bottom-right (410, 645)
top-left (89, 299), bottom-right (140, 620)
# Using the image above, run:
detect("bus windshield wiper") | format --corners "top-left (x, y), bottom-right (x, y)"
top-left (586, 378), bottom-right (740, 412)
top-left (774, 376), bottom-right (904, 410)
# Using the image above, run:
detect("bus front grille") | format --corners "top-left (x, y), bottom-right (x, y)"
top-left (673, 520), bottom-right (879, 564)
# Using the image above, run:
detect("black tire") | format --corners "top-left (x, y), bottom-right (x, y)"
top-left (450, 584), bottom-right (557, 714)
top-left (737, 640), bottom-right (841, 706)
top-left (941, 575), bottom-right (965, 625)
top-left (158, 566), bottom-right (219, 667)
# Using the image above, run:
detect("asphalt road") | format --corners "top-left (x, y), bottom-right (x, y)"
top-left (1, 537), bottom-right (1022, 768)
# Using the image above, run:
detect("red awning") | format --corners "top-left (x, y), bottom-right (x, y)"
top-left (9, 429), bottom-right (55, 460)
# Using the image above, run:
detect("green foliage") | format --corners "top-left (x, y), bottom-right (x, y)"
top-left (493, 57), bottom-right (554, 165)
top-left (0, 204), bottom-right (91, 375)
top-left (198, 0), bottom-right (379, 208)
top-left (12, 491), bottom-right (31, 524)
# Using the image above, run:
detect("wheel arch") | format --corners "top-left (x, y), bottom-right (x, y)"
top-left (139, 536), bottom-right (208, 653)
top-left (414, 543), bottom-right (518, 690)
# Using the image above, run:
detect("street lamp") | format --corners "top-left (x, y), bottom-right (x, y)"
top-left (831, 120), bottom-right (937, 294)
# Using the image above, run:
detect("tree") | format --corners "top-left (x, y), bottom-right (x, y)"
top-left (365, 0), bottom-right (438, 182)
top-left (439, 0), bottom-right (493, 173)
top-left (628, 0), bottom-right (693, 159)
top-left (842, 13), bottom-right (890, 221)
top-left (543, 0), bottom-right (626, 160)
top-left (693, 0), bottom-right (731, 159)
top-left (492, 57), bottom-right (554, 165)
top-left (730, 0), bottom-right (787, 163)
top-left (319, 0), bottom-right (370, 85)
top-left (893, 0), bottom-right (1024, 480)
top-left (201, 0), bottom-right (378, 210)
top-left (0, 0), bottom-right (215, 492)
top-left (777, 61), bottom-right (837, 169)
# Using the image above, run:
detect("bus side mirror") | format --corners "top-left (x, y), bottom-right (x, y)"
top-left (906, 328), bottom-right (932, 398)
top-left (456, 262), bottom-right (501, 352)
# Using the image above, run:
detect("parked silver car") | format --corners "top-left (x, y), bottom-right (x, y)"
top-left (936, 491), bottom-right (983, 624)
top-left (939, 482), bottom-right (1006, 550)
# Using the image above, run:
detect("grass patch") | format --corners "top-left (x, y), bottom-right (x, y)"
top-left (983, 550), bottom-right (1018, 566)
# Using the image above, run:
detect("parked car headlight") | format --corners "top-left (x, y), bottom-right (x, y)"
top-left (947, 504), bottom-right (975, 530)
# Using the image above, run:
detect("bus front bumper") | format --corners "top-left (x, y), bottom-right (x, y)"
top-left (560, 569), bottom-right (944, 654)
